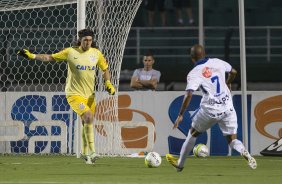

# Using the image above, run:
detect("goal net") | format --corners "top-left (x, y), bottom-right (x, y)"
top-left (0, 0), bottom-right (150, 156)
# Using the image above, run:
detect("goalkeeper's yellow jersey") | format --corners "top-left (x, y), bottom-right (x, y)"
top-left (52, 47), bottom-right (108, 98)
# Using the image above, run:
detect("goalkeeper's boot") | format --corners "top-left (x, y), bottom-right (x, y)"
top-left (89, 152), bottom-right (99, 164)
top-left (241, 149), bottom-right (257, 169)
top-left (80, 153), bottom-right (92, 165)
top-left (166, 154), bottom-right (183, 172)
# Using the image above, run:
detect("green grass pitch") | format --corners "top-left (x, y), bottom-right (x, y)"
top-left (0, 155), bottom-right (281, 184)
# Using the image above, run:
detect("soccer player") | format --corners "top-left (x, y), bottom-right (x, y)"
top-left (130, 53), bottom-right (161, 91)
top-left (166, 44), bottom-right (257, 171)
top-left (17, 28), bottom-right (115, 164)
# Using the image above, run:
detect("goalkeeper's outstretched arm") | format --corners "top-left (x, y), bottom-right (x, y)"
top-left (35, 54), bottom-right (55, 62)
top-left (17, 49), bottom-right (55, 62)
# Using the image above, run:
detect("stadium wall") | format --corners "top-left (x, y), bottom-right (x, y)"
top-left (0, 91), bottom-right (281, 156)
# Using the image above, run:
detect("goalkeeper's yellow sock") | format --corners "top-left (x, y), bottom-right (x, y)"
top-left (84, 123), bottom-right (95, 153)
top-left (81, 126), bottom-right (88, 155)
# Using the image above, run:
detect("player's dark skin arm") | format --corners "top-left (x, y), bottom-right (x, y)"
top-left (173, 90), bottom-right (193, 129)
top-left (173, 90), bottom-right (201, 137)
top-left (178, 90), bottom-right (193, 116)
top-left (226, 68), bottom-right (237, 90)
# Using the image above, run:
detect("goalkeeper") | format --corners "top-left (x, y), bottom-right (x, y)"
top-left (17, 28), bottom-right (115, 164)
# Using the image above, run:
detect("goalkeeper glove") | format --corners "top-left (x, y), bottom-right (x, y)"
top-left (17, 49), bottom-right (36, 59)
top-left (105, 80), bottom-right (116, 95)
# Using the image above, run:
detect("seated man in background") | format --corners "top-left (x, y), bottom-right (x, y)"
top-left (130, 53), bottom-right (161, 91)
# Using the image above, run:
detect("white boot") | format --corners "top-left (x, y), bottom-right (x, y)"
top-left (241, 149), bottom-right (257, 169)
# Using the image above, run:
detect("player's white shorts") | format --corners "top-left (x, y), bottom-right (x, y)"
top-left (191, 108), bottom-right (238, 136)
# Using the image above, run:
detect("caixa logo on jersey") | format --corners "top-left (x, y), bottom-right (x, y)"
top-left (7, 94), bottom-right (77, 154)
top-left (167, 94), bottom-right (252, 156)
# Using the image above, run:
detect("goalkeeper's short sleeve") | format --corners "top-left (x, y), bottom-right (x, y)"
top-left (52, 48), bottom-right (70, 61)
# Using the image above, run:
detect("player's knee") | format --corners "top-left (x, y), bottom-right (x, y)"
top-left (190, 127), bottom-right (200, 137)
top-left (225, 134), bottom-right (237, 144)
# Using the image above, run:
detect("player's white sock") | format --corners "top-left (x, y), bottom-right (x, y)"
top-left (229, 139), bottom-right (245, 154)
top-left (177, 130), bottom-right (196, 168)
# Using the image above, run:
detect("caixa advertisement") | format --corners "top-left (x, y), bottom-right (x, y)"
top-left (0, 91), bottom-right (281, 156)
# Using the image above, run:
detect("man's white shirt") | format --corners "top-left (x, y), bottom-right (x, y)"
top-left (185, 57), bottom-right (234, 114)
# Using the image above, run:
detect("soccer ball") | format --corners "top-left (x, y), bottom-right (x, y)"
top-left (144, 152), bottom-right (162, 168)
top-left (193, 144), bottom-right (209, 158)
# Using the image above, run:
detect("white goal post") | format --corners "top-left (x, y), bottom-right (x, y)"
top-left (0, 0), bottom-right (153, 157)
